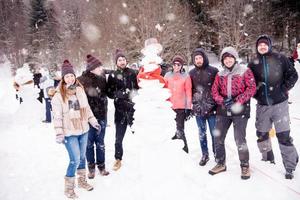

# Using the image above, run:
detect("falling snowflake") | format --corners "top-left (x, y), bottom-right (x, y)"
top-left (129, 26), bottom-right (136, 32)
top-left (21, 48), bottom-right (28, 55)
top-left (155, 24), bottom-right (163, 32)
top-left (82, 23), bottom-right (101, 42)
top-left (244, 32), bottom-right (249, 36)
top-left (244, 4), bottom-right (253, 14)
top-left (166, 13), bottom-right (176, 21)
top-left (122, 2), bottom-right (127, 8)
top-left (213, 129), bottom-right (221, 137)
top-left (117, 74), bottom-right (123, 80)
top-left (119, 14), bottom-right (130, 24)
top-left (231, 103), bottom-right (243, 114)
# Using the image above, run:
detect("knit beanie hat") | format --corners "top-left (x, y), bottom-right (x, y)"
top-left (115, 49), bottom-right (126, 64)
top-left (257, 38), bottom-right (270, 46)
top-left (86, 54), bottom-right (102, 71)
top-left (61, 60), bottom-right (75, 77)
top-left (172, 55), bottom-right (185, 66)
top-left (220, 47), bottom-right (239, 61)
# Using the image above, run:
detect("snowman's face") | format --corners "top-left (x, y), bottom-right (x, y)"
top-left (63, 73), bottom-right (76, 87)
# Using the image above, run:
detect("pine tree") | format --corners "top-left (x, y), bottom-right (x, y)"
top-left (44, 1), bottom-right (63, 68)
top-left (27, 0), bottom-right (48, 72)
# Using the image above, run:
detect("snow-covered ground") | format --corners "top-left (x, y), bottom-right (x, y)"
top-left (0, 60), bottom-right (300, 200)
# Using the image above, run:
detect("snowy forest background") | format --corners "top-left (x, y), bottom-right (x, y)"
top-left (0, 0), bottom-right (299, 74)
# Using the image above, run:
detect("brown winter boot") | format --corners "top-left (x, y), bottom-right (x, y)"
top-left (241, 166), bottom-right (251, 180)
top-left (208, 163), bottom-right (226, 175)
top-left (113, 159), bottom-right (122, 171)
top-left (87, 163), bottom-right (96, 179)
top-left (64, 176), bottom-right (78, 199)
top-left (77, 169), bottom-right (94, 191)
top-left (98, 164), bottom-right (110, 176)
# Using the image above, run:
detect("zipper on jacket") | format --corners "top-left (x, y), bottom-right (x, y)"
top-left (262, 56), bottom-right (270, 105)
top-left (227, 72), bottom-right (232, 116)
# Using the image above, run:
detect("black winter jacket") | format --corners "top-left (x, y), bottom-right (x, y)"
top-left (249, 36), bottom-right (298, 106)
top-left (107, 67), bottom-right (139, 125)
top-left (78, 71), bottom-right (108, 121)
top-left (189, 49), bottom-right (219, 116)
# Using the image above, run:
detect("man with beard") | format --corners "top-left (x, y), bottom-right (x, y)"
top-left (189, 48), bottom-right (219, 166)
top-left (78, 55), bottom-right (110, 178)
top-left (107, 49), bottom-right (139, 171)
top-left (249, 35), bottom-right (299, 179)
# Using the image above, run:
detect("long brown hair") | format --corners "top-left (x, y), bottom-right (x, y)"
top-left (58, 78), bottom-right (84, 103)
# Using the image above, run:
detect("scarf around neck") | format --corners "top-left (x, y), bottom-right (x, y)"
top-left (66, 86), bottom-right (89, 130)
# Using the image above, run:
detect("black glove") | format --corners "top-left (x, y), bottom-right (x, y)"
top-left (223, 98), bottom-right (234, 110)
top-left (184, 109), bottom-right (193, 121)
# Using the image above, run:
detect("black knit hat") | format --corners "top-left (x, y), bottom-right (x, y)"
top-left (115, 49), bottom-right (126, 64)
top-left (61, 60), bottom-right (75, 77)
top-left (86, 54), bottom-right (102, 71)
top-left (257, 38), bottom-right (270, 46)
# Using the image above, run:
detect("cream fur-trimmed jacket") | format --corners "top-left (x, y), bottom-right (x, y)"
top-left (51, 86), bottom-right (98, 136)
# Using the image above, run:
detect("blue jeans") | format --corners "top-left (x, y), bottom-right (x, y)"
top-left (45, 98), bottom-right (52, 122)
top-left (195, 115), bottom-right (216, 156)
top-left (86, 120), bottom-right (107, 168)
top-left (64, 132), bottom-right (88, 177)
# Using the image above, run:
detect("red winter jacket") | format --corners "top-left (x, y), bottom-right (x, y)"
top-left (164, 71), bottom-right (192, 110)
top-left (212, 64), bottom-right (256, 117)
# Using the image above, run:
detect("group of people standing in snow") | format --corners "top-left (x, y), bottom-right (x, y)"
top-left (19, 34), bottom-right (298, 198)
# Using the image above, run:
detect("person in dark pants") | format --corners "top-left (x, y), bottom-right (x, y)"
top-left (164, 55), bottom-right (192, 153)
top-left (107, 49), bottom-right (139, 171)
top-left (209, 46), bottom-right (256, 180)
top-left (39, 68), bottom-right (54, 123)
top-left (249, 35), bottom-right (299, 179)
top-left (78, 54), bottom-right (109, 178)
top-left (33, 71), bottom-right (43, 103)
top-left (189, 48), bottom-right (219, 166)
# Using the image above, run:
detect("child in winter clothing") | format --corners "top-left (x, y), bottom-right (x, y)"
top-left (189, 48), bottom-right (219, 165)
top-left (77, 55), bottom-right (110, 178)
top-left (249, 35), bottom-right (299, 179)
top-left (107, 50), bottom-right (139, 171)
top-left (164, 55), bottom-right (192, 153)
top-left (209, 47), bottom-right (256, 180)
top-left (52, 60), bottom-right (100, 198)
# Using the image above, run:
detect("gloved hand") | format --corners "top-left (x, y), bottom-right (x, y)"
top-left (94, 124), bottom-right (101, 131)
top-left (223, 98), bottom-right (234, 110)
top-left (56, 134), bottom-right (65, 144)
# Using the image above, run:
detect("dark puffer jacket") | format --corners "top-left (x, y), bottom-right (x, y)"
top-left (189, 48), bottom-right (219, 116)
top-left (77, 71), bottom-right (108, 121)
top-left (248, 35), bottom-right (298, 106)
top-left (107, 67), bottom-right (139, 125)
top-left (212, 47), bottom-right (256, 117)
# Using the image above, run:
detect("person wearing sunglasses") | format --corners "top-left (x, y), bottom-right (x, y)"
top-left (164, 55), bottom-right (192, 153)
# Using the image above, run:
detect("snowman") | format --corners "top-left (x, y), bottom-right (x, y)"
top-left (14, 63), bottom-right (44, 124)
top-left (132, 38), bottom-right (191, 200)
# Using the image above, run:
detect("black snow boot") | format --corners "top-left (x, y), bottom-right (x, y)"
top-left (199, 154), bottom-right (209, 166)
top-left (285, 169), bottom-right (294, 179)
